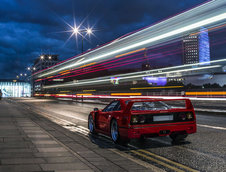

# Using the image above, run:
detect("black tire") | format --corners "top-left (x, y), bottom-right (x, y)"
top-left (88, 114), bottom-right (96, 134)
top-left (111, 119), bottom-right (121, 144)
top-left (170, 133), bottom-right (188, 142)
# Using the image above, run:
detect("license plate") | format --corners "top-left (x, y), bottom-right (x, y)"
top-left (153, 115), bottom-right (173, 121)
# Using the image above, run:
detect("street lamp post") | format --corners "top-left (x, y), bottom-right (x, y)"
top-left (73, 27), bottom-right (93, 53)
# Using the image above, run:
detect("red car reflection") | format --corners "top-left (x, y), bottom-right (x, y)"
top-left (88, 98), bottom-right (196, 144)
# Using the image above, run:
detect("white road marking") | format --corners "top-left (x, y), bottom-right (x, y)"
top-left (197, 124), bottom-right (226, 130)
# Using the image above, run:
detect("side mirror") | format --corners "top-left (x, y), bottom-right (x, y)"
top-left (94, 108), bottom-right (99, 112)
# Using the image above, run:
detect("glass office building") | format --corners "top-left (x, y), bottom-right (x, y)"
top-left (0, 81), bottom-right (31, 97)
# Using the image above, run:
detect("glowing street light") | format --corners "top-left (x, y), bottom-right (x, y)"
top-left (72, 26), bottom-right (93, 53)
top-left (86, 28), bottom-right (92, 35)
top-left (33, 67), bottom-right (36, 71)
top-left (73, 27), bottom-right (79, 35)
top-left (40, 55), bottom-right (44, 60)
top-left (27, 67), bottom-right (31, 70)
top-left (49, 56), bottom-right (52, 60)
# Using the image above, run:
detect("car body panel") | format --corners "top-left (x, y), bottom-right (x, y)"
top-left (89, 98), bottom-right (197, 140)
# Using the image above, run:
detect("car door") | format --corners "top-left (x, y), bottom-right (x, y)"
top-left (98, 101), bottom-right (119, 132)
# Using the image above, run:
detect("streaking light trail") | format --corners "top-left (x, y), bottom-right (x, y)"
top-left (35, 0), bottom-right (226, 78)
top-left (43, 64), bottom-right (221, 89)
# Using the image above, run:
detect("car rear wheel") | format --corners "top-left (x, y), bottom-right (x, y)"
top-left (88, 114), bottom-right (96, 134)
top-left (170, 133), bottom-right (188, 142)
top-left (111, 119), bottom-right (120, 143)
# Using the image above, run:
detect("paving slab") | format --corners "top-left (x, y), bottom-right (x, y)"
top-left (37, 147), bottom-right (68, 153)
top-left (0, 164), bottom-right (42, 172)
top-left (45, 157), bottom-right (80, 163)
top-left (1, 158), bottom-right (46, 165)
top-left (40, 163), bottom-right (91, 171)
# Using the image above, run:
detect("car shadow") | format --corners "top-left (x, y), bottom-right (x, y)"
top-left (87, 133), bottom-right (191, 151)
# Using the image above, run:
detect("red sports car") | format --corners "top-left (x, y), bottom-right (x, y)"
top-left (88, 98), bottom-right (196, 144)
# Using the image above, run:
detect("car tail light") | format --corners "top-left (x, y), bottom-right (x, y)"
top-left (178, 112), bottom-right (194, 121)
top-left (131, 115), bottom-right (146, 124)
top-left (131, 116), bottom-right (138, 124)
top-left (186, 112), bottom-right (193, 120)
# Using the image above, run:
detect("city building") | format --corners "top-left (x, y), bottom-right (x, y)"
top-left (32, 55), bottom-right (60, 93)
top-left (182, 27), bottom-right (210, 64)
top-left (32, 54), bottom-right (60, 73)
top-left (0, 79), bottom-right (31, 97)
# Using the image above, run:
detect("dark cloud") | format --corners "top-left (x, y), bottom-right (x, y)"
top-left (0, 0), bottom-right (209, 79)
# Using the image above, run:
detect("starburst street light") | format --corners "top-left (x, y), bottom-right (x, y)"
top-left (86, 28), bottom-right (92, 35)
top-left (73, 27), bottom-right (79, 35)
top-left (72, 26), bottom-right (93, 53)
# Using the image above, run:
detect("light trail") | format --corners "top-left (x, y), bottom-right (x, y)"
top-left (36, 44), bottom-right (181, 82)
top-left (186, 91), bottom-right (226, 95)
top-left (33, 0), bottom-right (217, 77)
top-left (47, 40), bottom-right (222, 81)
top-left (130, 86), bottom-right (184, 90)
top-left (55, 50), bottom-right (181, 80)
top-left (43, 64), bottom-right (221, 89)
top-left (36, 31), bottom-right (226, 83)
top-left (35, 3), bottom-right (226, 78)
top-left (41, 48), bottom-right (182, 82)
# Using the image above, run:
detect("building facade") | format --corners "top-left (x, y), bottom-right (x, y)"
top-left (33, 55), bottom-right (60, 73)
top-left (183, 28), bottom-right (210, 64)
top-left (0, 80), bottom-right (31, 97)
top-left (32, 55), bottom-right (60, 93)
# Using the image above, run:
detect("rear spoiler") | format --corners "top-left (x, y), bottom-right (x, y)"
top-left (125, 98), bottom-right (194, 113)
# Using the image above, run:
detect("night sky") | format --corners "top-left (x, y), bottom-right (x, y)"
top-left (0, 0), bottom-right (208, 79)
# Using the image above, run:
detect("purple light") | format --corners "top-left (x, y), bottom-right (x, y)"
top-left (143, 77), bottom-right (167, 86)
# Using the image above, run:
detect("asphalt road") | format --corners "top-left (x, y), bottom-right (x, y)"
top-left (10, 98), bottom-right (226, 172)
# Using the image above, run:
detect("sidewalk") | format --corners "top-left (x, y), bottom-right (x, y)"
top-left (0, 99), bottom-right (155, 172)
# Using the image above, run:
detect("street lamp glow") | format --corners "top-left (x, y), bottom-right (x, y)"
top-left (86, 28), bottom-right (92, 34)
top-left (27, 67), bottom-right (31, 70)
top-left (49, 56), bottom-right (52, 59)
top-left (40, 55), bottom-right (44, 59)
top-left (20, 73), bottom-right (23, 76)
top-left (33, 67), bottom-right (36, 70)
top-left (73, 27), bottom-right (79, 34)
top-left (24, 74), bottom-right (27, 76)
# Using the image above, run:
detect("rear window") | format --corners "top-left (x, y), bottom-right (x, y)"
top-left (131, 100), bottom-right (186, 111)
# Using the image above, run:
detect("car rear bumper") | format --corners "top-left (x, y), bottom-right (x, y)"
top-left (120, 122), bottom-right (196, 139)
